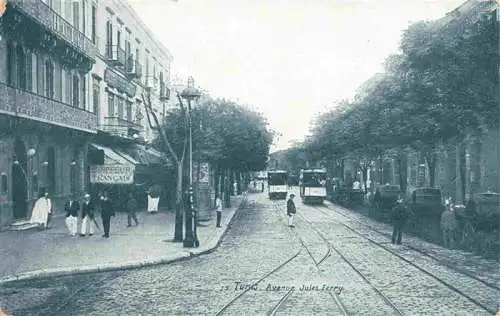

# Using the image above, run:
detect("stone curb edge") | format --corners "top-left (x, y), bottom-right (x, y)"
top-left (0, 194), bottom-right (248, 286)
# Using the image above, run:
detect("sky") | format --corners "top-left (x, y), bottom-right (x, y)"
top-left (128, 0), bottom-right (466, 152)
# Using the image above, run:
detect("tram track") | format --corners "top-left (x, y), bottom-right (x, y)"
top-left (270, 200), bottom-right (348, 316)
top-left (306, 203), bottom-right (497, 315)
top-left (321, 201), bottom-right (500, 292)
top-left (277, 199), bottom-right (404, 316)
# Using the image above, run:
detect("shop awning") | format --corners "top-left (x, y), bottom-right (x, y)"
top-left (125, 144), bottom-right (167, 166)
top-left (90, 143), bottom-right (137, 165)
top-left (89, 143), bottom-right (136, 184)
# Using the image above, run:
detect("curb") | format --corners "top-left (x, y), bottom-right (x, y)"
top-left (0, 194), bottom-right (248, 286)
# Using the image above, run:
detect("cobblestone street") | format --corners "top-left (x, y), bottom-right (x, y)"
top-left (1, 190), bottom-right (498, 315)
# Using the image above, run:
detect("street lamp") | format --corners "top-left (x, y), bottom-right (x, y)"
top-left (13, 148), bottom-right (36, 191)
top-left (181, 76), bottom-right (201, 248)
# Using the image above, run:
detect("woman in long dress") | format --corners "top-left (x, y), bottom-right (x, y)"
top-left (30, 191), bottom-right (52, 228)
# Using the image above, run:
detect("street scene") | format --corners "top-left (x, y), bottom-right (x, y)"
top-left (1, 188), bottom-right (499, 315)
top-left (0, 0), bottom-right (499, 315)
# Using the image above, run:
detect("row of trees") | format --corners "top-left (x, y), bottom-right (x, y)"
top-left (305, 8), bottom-right (497, 193)
top-left (144, 92), bottom-right (274, 241)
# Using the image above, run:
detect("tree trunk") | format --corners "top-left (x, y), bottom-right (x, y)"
top-left (174, 162), bottom-right (184, 242)
top-left (224, 169), bottom-right (231, 207)
top-left (214, 166), bottom-right (220, 205)
top-left (425, 153), bottom-right (437, 188)
top-left (237, 171), bottom-right (242, 195)
top-left (397, 152), bottom-right (408, 195)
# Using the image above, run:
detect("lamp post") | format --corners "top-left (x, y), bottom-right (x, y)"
top-left (181, 76), bottom-right (201, 248)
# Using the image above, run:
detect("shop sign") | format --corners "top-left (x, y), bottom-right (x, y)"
top-left (90, 164), bottom-right (135, 184)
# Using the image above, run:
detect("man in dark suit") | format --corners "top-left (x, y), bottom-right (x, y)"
top-left (100, 191), bottom-right (115, 238)
top-left (80, 193), bottom-right (97, 236)
top-left (64, 194), bottom-right (80, 236)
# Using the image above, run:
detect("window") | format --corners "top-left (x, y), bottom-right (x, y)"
top-left (72, 1), bottom-right (79, 31)
top-left (91, 5), bottom-right (97, 44)
top-left (117, 97), bottom-right (124, 119)
top-left (107, 92), bottom-right (115, 116)
top-left (92, 79), bottom-right (100, 114)
top-left (82, 0), bottom-right (87, 35)
top-left (1, 174), bottom-right (7, 194)
top-left (26, 52), bottom-right (32, 91)
top-left (72, 75), bottom-right (80, 107)
top-left (125, 39), bottom-right (131, 70)
top-left (65, 69), bottom-right (72, 103)
top-left (6, 42), bottom-right (15, 86)
top-left (16, 46), bottom-right (26, 90)
top-left (117, 29), bottom-right (121, 48)
top-left (106, 20), bottom-right (113, 56)
top-left (126, 101), bottom-right (132, 121)
top-left (82, 76), bottom-right (86, 109)
top-left (45, 60), bottom-right (54, 98)
top-left (32, 173), bottom-right (38, 196)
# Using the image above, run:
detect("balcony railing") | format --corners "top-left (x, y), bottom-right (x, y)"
top-left (106, 45), bottom-right (126, 67)
top-left (10, 0), bottom-right (98, 59)
top-left (0, 82), bottom-right (97, 133)
top-left (101, 116), bottom-right (143, 138)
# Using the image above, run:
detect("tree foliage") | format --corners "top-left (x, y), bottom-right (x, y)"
top-left (285, 8), bottom-right (497, 188)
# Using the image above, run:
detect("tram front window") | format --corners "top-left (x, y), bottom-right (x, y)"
top-left (302, 173), bottom-right (326, 187)
top-left (268, 174), bottom-right (287, 185)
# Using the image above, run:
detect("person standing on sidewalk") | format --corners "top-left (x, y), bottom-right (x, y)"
top-left (391, 196), bottom-right (410, 245)
top-left (30, 190), bottom-right (52, 229)
top-left (126, 192), bottom-right (139, 227)
top-left (215, 195), bottom-right (223, 228)
top-left (441, 199), bottom-right (458, 249)
top-left (64, 194), bottom-right (80, 236)
top-left (100, 191), bottom-right (115, 238)
top-left (287, 194), bottom-right (296, 227)
top-left (80, 193), bottom-right (96, 236)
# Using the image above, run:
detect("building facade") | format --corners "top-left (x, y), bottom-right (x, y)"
top-left (0, 0), bottom-right (99, 226)
top-left (0, 0), bottom-right (173, 226)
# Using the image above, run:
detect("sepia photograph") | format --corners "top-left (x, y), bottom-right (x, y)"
top-left (0, 0), bottom-right (499, 314)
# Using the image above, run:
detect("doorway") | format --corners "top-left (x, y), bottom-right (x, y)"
top-left (12, 138), bottom-right (28, 219)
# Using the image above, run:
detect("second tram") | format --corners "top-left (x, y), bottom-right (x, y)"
top-left (299, 168), bottom-right (327, 204)
top-left (268, 170), bottom-right (288, 199)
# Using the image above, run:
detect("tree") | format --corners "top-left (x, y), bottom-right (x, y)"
top-left (144, 92), bottom-right (188, 242)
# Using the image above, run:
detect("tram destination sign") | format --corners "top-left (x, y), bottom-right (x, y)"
top-left (90, 164), bottom-right (135, 184)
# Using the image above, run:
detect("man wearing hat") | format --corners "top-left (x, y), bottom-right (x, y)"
top-left (80, 193), bottom-right (97, 236)
top-left (287, 193), bottom-right (296, 227)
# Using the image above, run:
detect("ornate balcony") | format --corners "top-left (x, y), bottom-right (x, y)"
top-left (6, 0), bottom-right (97, 70)
top-left (101, 116), bottom-right (143, 139)
top-left (126, 56), bottom-right (143, 79)
top-left (106, 45), bottom-right (126, 67)
top-left (0, 82), bottom-right (97, 133)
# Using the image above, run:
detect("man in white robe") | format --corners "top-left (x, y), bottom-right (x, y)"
top-left (30, 191), bottom-right (52, 228)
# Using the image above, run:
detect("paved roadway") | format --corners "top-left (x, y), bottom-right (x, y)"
top-left (1, 191), bottom-right (496, 315)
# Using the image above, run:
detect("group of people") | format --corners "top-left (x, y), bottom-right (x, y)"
top-left (29, 190), bottom-right (140, 238)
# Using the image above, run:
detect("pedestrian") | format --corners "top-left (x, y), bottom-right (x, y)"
top-left (215, 195), bottom-right (223, 228)
top-left (30, 189), bottom-right (52, 229)
top-left (80, 193), bottom-right (97, 236)
top-left (391, 195), bottom-right (410, 245)
top-left (64, 194), bottom-right (80, 236)
top-left (126, 192), bottom-right (139, 227)
top-left (287, 194), bottom-right (296, 227)
top-left (441, 198), bottom-right (458, 249)
top-left (100, 190), bottom-right (115, 238)
top-left (261, 181), bottom-right (264, 192)
top-left (233, 181), bottom-right (238, 196)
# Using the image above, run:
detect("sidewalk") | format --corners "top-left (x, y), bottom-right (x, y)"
top-left (0, 194), bottom-right (246, 284)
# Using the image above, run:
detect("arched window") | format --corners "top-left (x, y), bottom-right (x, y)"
top-left (16, 46), bottom-right (26, 90)
top-left (6, 42), bottom-right (16, 86)
top-left (45, 60), bottom-right (55, 98)
top-left (72, 74), bottom-right (80, 107)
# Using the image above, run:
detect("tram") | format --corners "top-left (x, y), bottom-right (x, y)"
top-left (268, 170), bottom-right (288, 199)
top-left (299, 168), bottom-right (327, 204)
